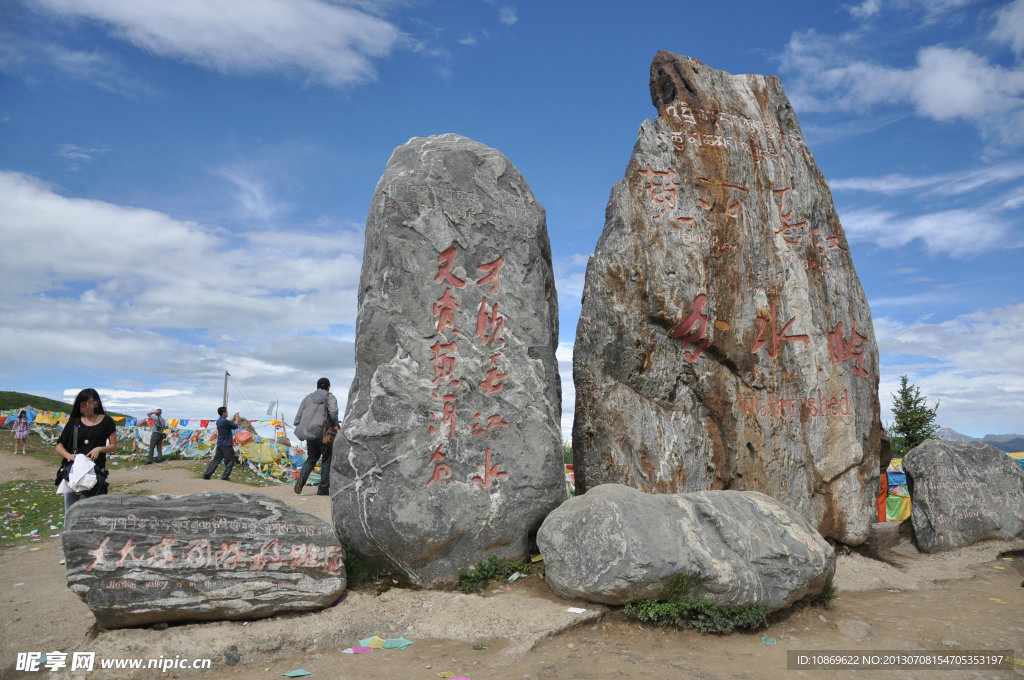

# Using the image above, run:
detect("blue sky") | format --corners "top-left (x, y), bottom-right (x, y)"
top-left (1, 0), bottom-right (1022, 439)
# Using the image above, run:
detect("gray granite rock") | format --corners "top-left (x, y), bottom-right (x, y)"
top-left (331, 133), bottom-right (564, 587)
top-left (572, 51), bottom-right (882, 544)
top-left (903, 439), bottom-right (1024, 552)
top-left (537, 484), bottom-right (834, 608)
top-left (63, 493), bottom-right (345, 628)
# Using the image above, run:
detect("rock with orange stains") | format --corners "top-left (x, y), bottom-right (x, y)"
top-left (572, 52), bottom-right (882, 544)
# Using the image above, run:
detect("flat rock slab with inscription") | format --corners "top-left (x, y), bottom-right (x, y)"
top-left (63, 492), bottom-right (346, 628)
top-left (572, 51), bottom-right (882, 544)
top-left (903, 439), bottom-right (1024, 553)
top-left (332, 133), bottom-right (564, 587)
top-left (537, 484), bottom-right (835, 608)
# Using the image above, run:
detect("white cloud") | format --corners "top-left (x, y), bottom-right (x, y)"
top-left (874, 303), bottom-right (1024, 434)
top-left (215, 166), bottom-right (285, 223)
top-left (781, 25), bottom-right (1024, 147)
top-left (56, 143), bottom-right (108, 171)
top-left (0, 30), bottom-right (153, 95)
top-left (553, 253), bottom-right (588, 310)
top-left (0, 170), bottom-right (363, 420)
top-left (830, 162), bottom-right (1024, 196)
top-left (27, 0), bottom-right (405, 86)
top-left (499, 6), bottom-right (518, 26)
top-left (992, 0), bottom-right (1024, 57)
top-left (840, 205), bottom-right (1016, 256)
top-left (848, 0), bottom-right (882, 19)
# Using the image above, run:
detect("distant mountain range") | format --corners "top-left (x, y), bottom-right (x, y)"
top-left (936, 427), bottom-right (1024, 453)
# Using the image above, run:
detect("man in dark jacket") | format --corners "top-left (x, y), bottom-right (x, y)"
top-left (203, 407), bottom-right (240, 480)
top-left (293, 377), bottom-right (340, 495)
top-left (145, 408), bottom-right (165, 463)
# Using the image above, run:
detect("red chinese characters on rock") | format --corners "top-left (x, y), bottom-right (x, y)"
top-left (772, 188), bottom-right (807, 246)
top-left (477, 353), bottom-right (507, 394)
top-left (750, 299), bottom-right (810, 358)
top-left (828, 318), bottom-right (870, 377)
top-left (427, 247), bottom-right (466, 485)
top-left (671, 293), bottom-right (711, 363)
top-left (426, 444), bottom-right (453, 487)
top-left (771, 187), bottom-right (847, 273)
top-left (471, 448), bottom-right (509, 489)
top-left (425, 246), bottom-right (512, 489)
top-left (475, 298), bottom-right (506, 347)
top-left (472, 412), bottom-right (508, 436)
top-left (637, 164), bottom-right (682, 218)
top-left (476, 257), bottom-right (504, 293)
top-left (85, 536), bottom-right (344, 575)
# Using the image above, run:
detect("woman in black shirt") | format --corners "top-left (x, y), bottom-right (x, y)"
top-left (56, 388), bottom-right (117, 513)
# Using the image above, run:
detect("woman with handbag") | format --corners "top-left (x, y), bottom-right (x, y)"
top-left (55, 388), bottom-right (117, 514)
top-left (292, 377), bottom-right (340, 496)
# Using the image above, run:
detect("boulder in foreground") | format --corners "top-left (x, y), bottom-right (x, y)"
top-left (537, 484), bottom-right (834, 609)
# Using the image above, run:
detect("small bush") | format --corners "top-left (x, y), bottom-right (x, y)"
top-left (345, 554), bottom-right (390, 590)
top-left (624, 573), bottom-right (769, 635)
top-left (457, 555), bottom-right (532, 593)
top-left (814, 578), bottom-right (838, 608)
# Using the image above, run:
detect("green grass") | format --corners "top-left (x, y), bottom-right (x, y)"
top-left (0, 390), bottom-right (126, 418)
top-left (624, 573), bottom-right (770, 635)
top-left (813, 578), bottom-right (838, 608)
top-left (457, 555), bottom-right (533, 593)
top-left (0, 478), bottom-right (66, 545)
top-left (345, 554), bottom-right (392, 589)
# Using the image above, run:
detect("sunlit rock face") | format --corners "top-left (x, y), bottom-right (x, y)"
top-left (573, 51), bottom-right (882, 545)
top-left (332, 134), bottom-right (564, 586)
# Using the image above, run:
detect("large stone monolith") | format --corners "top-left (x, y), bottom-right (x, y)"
top-left (332, 134), bottom-right (564, 586)
top-left (573, 51), bottom-right (883, 544)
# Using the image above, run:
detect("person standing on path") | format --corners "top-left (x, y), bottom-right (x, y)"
top-left (55, 389), bottom-right (116, 513)
top-left (292, 377), bottom-right (339, 496)
top-left (145, 408), bottom-right (166, 463)
top-left (203, 407), bottom-right (240, 480)
top-left (12, 410), bottom-right (30, 454)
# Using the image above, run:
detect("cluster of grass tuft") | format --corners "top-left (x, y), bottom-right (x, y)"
top-left (344, 554), bottom-right (392, 590)
top-left (813, 577), bottom-right (838, 608)
top-left (0, 479), bottom-right (65, 545)
top-left (457, 555), bottom-right (533, 593)
top-left (625, 573), bottom-right (770, 635)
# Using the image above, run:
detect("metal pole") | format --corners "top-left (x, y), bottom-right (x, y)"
top-left (223, 371), bottom-right (230, 409)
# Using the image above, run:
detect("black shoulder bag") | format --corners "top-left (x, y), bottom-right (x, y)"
top-left (54, 420), bottom-right (109, 496)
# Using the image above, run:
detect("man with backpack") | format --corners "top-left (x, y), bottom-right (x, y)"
top-left (293, 377), bottom-right (340, 496)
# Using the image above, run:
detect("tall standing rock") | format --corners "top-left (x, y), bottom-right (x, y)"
top-left (573, 52), bottom-right (882, 544)
top-left (332, 134), bottom-right (564, 586)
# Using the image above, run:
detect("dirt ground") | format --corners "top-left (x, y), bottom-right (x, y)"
top-left (1, 450), bottom-right (1022, 680)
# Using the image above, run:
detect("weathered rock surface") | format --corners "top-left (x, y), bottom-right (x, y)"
top-left (332, 133), bottom-right (564, 586)
top-left (903, 439), bottom-right (1024, 553)
top-left (63, 492), bottom-right (345, 628)
top-left (573, 51), bottom-right (882, 544)
top-left (537, 484), bottom-right (835, 608)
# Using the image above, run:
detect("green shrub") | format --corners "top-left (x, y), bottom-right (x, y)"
top-left (813, 578), bottom-right (838, 608)
top-left (624, 573), bottom-right (769, 635)
top-left (457, 555), bottom-right (532, 593)
top-left (345, 554), bottom-right (390, 589)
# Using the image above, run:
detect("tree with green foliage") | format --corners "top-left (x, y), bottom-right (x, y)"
top-left (888, 374), bottom-right (940, 458)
